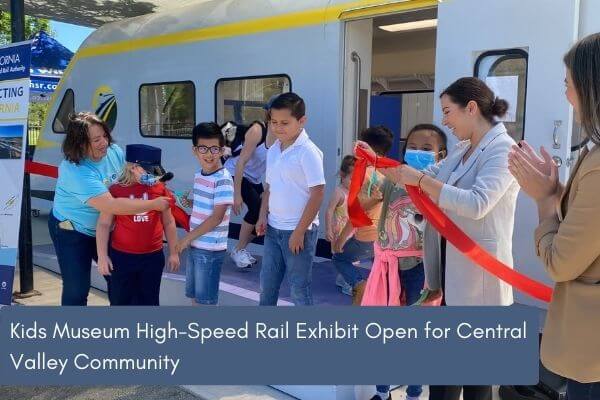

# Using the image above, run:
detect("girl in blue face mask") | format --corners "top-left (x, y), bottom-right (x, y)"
top-left (403, 124), bottom-right (448, 171)
top-left (363, 124), bottom-right (446, 400)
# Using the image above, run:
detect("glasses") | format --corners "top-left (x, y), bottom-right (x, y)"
top-left (193, 145), bottom-right (222, 154)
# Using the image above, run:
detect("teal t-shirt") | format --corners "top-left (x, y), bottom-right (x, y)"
top-left (53, 144), bottom-right (125, 236)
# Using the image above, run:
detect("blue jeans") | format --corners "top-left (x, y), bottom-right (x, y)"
top-left (375, 384), bottom-right (422, 398)
top-left (332, 237), bottom-right (374, 287)
top-left (185, 248), bottom-right (226, 305)
top-left (48, 211), bottom-right (97, 306)
top-left (259, 225), bottom-right (318, 306)
top-left (402, 263), bottom-right (425, 305)
top-left (567, 379), bottom-right (600, 400)
top-left (107, 248), bottom-right (165, 306)
top-left (376, 263), bottom-right (425, 398)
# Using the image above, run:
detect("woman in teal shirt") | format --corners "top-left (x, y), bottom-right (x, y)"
top-left (49, 112), bottom-right (170, 305)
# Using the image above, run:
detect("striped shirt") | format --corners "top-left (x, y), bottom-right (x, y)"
top-left (190, 168), bottom-right (233, 251)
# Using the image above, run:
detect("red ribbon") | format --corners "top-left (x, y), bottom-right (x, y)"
top-left (349, 147), bottom-right (553, 303)
top-left (164, 187), bottom-right (191, 232)
top-left (25, 160), bottom-right (58, 178)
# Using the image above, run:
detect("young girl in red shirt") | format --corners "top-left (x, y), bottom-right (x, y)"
top-left (96, 144), bottom-right (180, 305)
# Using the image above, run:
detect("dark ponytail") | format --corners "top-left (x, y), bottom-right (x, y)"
top-left (492, 97), bottom-right (509, 118)
top-left (441, 77), bottom-right (508, 123)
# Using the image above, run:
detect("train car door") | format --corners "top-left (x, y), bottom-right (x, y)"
top-left (341, 18), bottom-right (373, 158)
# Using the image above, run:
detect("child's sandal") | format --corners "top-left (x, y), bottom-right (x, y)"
top-left (413, 288), bottom-right (443, 306)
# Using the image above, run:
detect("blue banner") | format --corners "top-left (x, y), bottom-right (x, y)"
top-left (0, 266), bottom-right (15, 305)
top-left (0, 306), bottom-right (539, 385)
top-left (30, 76), bottom-right (59, 93)
top-left (0, 42), bottom-right (31, 81)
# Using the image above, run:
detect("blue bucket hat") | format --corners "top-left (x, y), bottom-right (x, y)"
top-left (125, 144), bottom-right (166, 175)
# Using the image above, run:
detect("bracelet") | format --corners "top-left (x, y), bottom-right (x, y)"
top-left (418, 173), bottom-right (426, 192)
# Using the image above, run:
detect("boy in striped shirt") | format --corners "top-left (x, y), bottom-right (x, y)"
top-left (176, 122), bottom-right (233, 305)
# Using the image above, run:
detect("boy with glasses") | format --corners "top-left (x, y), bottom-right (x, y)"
top-left (176, 122), bottom-right (234, 305)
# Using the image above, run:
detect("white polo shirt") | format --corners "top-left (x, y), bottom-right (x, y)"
top-left (266, 129), bottom-right (325, 230)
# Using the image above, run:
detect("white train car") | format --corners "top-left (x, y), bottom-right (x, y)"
top-left (29, 1), bottom-right (600, 396)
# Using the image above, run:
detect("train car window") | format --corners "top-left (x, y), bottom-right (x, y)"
top-left (215, 75), bottom-right (291, 124)
top-left (474, 49), bottom-right (528, 142)
top-left (52, 89), bottom-right (74, 133)
top-left (139, 81), bottom-right (195, 138)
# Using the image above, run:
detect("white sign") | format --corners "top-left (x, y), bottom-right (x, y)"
top-left (0, 80), bottom-right (30, 120)
top-left (0, 40), bottom-right (31, 305)
top-left (485, 75), bottom-right (519, 123)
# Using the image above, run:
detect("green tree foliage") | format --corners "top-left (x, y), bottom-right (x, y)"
top-left (0, 11), bottom-right (53, 44)
top-left (29, 102), bottom-right (49, 127)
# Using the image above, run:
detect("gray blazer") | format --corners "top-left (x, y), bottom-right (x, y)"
top-left (423, 123), bottom-right (519, 306)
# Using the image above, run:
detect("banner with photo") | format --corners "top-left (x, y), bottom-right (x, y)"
top-left (0, 41), bottom-right (31, 306)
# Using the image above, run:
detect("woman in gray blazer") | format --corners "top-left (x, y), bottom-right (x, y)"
top-left (362, 77), bottom-right (519, 400)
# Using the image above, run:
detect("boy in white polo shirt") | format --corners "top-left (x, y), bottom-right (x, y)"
top-left (256, 92), bottom-right (325, 306)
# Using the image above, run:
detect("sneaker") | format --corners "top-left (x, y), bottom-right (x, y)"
top-left (230, 249), bottom-right (252, 269)
top-left (335, 274), bottom-right (353, 296)
top-left (369, 394), bottom-right (391, 400)
top-left (238, 248), bottom-right (257, 264)
top-left (341, 281), bottom-right (353, 296)
top-left (413, 288), bottom-right (443, 306)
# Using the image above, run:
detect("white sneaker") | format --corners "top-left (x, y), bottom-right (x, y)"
top-left (230, 249), bottom-right (252, 269)
top-left (238, 248), bottom-right (257, 264)
top-left (335, 274), bottom-right (353, 296)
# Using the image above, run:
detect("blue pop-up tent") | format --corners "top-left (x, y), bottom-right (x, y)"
top-left (29, 31), bottom-right (74, 102)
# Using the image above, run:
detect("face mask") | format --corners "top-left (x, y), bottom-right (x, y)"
top-left (140, 173), bottom-right (158, 186)
top-left (404, 149), bottom-right (436, 171)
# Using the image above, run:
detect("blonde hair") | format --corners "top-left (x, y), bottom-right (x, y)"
top-left (116, 162), bottom-right (139, 186)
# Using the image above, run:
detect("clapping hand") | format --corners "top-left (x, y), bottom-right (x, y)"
top-left (508, 141), bottom-right (558, 201)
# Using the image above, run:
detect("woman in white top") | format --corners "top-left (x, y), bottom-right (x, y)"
top-left (222, 101), bottom-right (276, 268)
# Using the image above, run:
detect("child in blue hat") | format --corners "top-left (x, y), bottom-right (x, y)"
top-left (96, 144), bottom-right (180, 305)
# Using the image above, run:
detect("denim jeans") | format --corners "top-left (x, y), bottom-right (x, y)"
top-left (375, 384), bottom-right (422, 398)
top-left (107, 248), bottom-right (165, 306)
top-left (429, 385), bottom-right (492, 400)
top-left (567, 379), bottom-right (600, 400)
top-left (48, 211), bottom-right (97, 306)
top-left (259, 225), bottom-right (318, 306)
top-left (402, 263), bottom-right (425, 305)
top-left (332, 237), bottom-right (374, 287)
top-left (376, 263), bottom-right (425, 397)
top-left (185, 248), bottom-right (226, 305)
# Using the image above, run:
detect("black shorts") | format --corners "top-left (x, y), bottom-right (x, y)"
top-left (237, 176), bottom-right (264, 225)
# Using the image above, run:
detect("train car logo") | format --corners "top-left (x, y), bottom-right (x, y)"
top-left (92, 85), bottom-right (117, 131)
